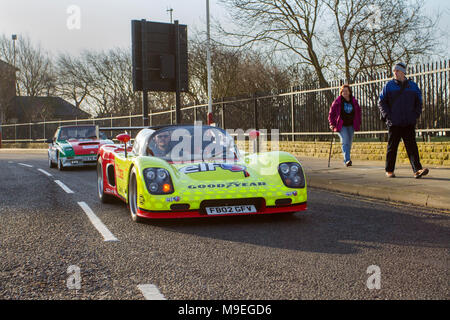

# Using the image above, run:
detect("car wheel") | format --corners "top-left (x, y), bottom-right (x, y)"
top-left (97, 159), bottom-right (114, 203)
top-left (129, 167), bottom-right (144, 223)
top-left (57, 153), bottom-right (64, 171)
top-left (48, 153), bottom-right (56, 168)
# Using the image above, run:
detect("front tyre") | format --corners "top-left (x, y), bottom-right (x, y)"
top-left (97, 159), bottom-right (114, 203)
top-left (129, 167), bottom-right (144, 223)
top-left (48, 153), bottom-right (56, 168)
top-left (57, 153), bottom-right (65, 171)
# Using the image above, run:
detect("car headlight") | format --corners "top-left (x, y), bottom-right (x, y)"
top-left (279, 163), bottom-right (290, 175)
top-left (146, 170), bottom-right (156, 180)
top-left (278, 162), bottom-right (305, 188)
top-left (143, 168), bottom-right (174, 195)
top-left (157, 168), bottom-right (167, 180)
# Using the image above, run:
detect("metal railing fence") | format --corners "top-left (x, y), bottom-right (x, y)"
top-left (1, 60), bottom-right (449, 143)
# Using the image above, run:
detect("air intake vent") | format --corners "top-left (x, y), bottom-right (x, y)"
top-left (170, 204), bottom-right (190, 211)
top-left (275, 198), bottom-right (292, 206)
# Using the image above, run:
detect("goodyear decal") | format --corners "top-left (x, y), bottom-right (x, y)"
top-left (188, 181), bottom-right (266, 189)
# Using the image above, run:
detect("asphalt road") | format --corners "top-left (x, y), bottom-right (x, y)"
top-left (0, 151), bottom-right (448, 300)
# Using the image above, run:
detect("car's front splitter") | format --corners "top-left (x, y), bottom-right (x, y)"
top-left (136, 202), bottom-right (307, 219)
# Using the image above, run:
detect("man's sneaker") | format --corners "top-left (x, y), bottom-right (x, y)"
top-left (385, 172), bottom-right (396, 178)
top-left (345, 160), bottom-right (352, 167)
top-left (414, 168), bottom-right (429, 179)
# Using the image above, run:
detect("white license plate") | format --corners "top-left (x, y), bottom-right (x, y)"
top-left (206, 205), bottom-right (257, 215)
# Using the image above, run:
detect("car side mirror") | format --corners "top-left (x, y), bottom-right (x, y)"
top-left (116, 133), bottom-right (131, 157)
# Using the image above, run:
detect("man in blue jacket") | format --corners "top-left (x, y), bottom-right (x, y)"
top-left (378, 62), bottom-right (429, 179)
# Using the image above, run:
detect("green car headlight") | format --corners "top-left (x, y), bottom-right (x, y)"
top-left (143, 168), bottom-right (174, 195)
top-left (278, 162), bottom-right (305, 188)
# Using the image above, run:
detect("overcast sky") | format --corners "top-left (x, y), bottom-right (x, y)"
top-left (0, 0), bottom-right (448, 56)
top-left (0, 0), bottom-right (227, 55)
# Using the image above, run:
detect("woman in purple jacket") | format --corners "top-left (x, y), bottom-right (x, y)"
top-left (328, 84), bottom-right (362, 167)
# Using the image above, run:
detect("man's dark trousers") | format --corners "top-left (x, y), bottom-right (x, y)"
top-left (386, 125), bottom-right (423, 173)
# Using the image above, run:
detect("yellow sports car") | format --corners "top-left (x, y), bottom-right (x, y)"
top-left (97, 124), bottom-right (307, 221)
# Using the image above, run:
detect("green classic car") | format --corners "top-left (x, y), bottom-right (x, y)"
top-left (47, 125), bottom-right (113, 170)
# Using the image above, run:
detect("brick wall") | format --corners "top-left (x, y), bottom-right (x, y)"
top-left (237, 141), bottom-right (450, 166)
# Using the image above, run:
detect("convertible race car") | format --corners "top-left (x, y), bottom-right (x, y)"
top-left (47, 125), bottom-right (113, 170)
top-left (97, 125), bottom-right (307, 221)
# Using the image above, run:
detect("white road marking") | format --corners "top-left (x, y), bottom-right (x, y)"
top-left (77, 202), bottom-right (118, 242)
top-left (54, 180), bottom-right (74, 194)
top-left (37, 168), bottom-right (52, 177)
top-left (18, 163), bottom-right (33, 167)
top-left (137, 284), bottom-right (166, 300)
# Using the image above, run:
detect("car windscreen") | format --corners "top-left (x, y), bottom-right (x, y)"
top-left (146, 126), bottom-right (238, 162)
top-left (58, 126), bottom-right (97, 140)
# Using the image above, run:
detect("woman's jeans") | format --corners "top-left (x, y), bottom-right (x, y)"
top-left (337, 126), bottom-right (354, 163)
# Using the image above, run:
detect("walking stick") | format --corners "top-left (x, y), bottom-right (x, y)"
top-left (328, 128), bottom-right (335, 168)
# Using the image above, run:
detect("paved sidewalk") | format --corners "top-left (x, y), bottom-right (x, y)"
top-left (299, 156), bottom-right (450, 211)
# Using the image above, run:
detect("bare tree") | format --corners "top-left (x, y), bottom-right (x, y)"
top-left (218, 0), bottom-right (440, 86)
top-left (0, 35), bottom-right (15, 66)
top-left (217, 0), bottom-right (330, 89)
top-left (324, 0), bottom-right (439, 80)
top-left (0, 34), bottom-right (55, 97)
top-left (359, 0), bottom-right (439, 76)
top-left (189, 37), bottom-right (291, 100)
top-left (323, 0), bottom-right (379, 83)
top-left (55, 53), bottom-right (93, 109)
top-left (80, 48), bottom-right (140, 117)
top-left (15, 36), bottom-right (54, 97)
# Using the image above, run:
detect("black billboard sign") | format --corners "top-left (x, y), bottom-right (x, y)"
top-left (132, 20), bottom-right (188, 92)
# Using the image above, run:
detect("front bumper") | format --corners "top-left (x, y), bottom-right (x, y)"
top-left (61, 155), bottom-right (97, 167)
top-left (136, 202), bottom-right (307, 219)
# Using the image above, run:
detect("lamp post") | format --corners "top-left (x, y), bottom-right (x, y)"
top-left (12, 34), bottom-right (17, 66)
top-left (12, 34), bottom-right (17, 94)
top-left (206, 0), bottom-right (213, 125)
top-left (167, 8), bottom-right (173, 23)
top-left (167, 8), bottom-right (173, 124)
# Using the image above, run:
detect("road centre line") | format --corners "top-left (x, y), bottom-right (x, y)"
top-left (137, 284), bottom-right (166, 300)
top-left (18, 163), bottom-right (33, 167)
top-left (54, 180), bottom-right (74, 194)
top-left (37, 168), bottom-right (52, 177)
top-left (77, 201), bottom-right (118, 242)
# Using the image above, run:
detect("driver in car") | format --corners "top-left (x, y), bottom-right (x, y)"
top-left (151, 132), bottom-right (172, 157)
top-left (86, 127), bottom-right (97, 139)
top-left (59, 131), bottom-right (68, 140)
